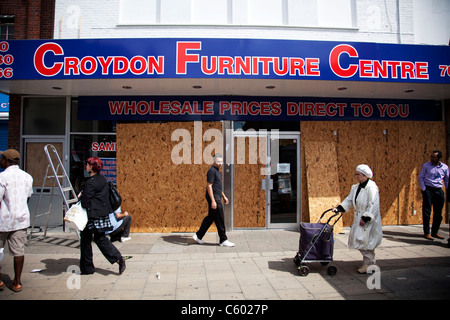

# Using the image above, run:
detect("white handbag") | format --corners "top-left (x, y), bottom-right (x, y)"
top-left (64, 202), bottom-right (88, 231)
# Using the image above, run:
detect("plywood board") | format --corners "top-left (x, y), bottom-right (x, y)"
top-left (398, 121), bottom-right (446, 225)
top-left (116, 122), bottom-right (222, 233)
top-left (26, 142), bottom-right (63, 187)
top-left (303, 140), bottom-right (343, 233)
top-left (334, 121), bottom-right (400, 226)
top-left (301, 120), bottom-right (447, 228)
top-left (233, 135), bottom-right (267, 228)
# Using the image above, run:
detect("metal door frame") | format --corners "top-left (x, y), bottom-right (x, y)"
top-left (266, 132), bottom-right (301, 229)
top-left (228, 126), bottom-right (301, 229)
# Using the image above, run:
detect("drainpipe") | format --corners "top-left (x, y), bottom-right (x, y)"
top-left (397, 0), bottom-right (402, 43)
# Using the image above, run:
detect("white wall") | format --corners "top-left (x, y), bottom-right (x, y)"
top-left (54, 0), bottom-right (447, 45)
top-left (413, 0), bottom-right (450, 45)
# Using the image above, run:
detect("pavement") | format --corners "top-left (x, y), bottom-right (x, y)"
top-left (0, 224), bottom-right (449, 301)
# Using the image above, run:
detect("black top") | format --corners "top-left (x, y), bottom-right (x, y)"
top-left (80, 174), bottom-right (112, 219)
top-left (205, 166), bottom-right (222, 202)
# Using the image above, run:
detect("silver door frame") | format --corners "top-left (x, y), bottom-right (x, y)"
top-left (226, 124), bottom-right (301, 230)
top-left (266, 132), bottom-right (301, 229)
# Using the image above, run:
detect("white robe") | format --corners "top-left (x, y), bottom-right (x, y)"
top-left (339, 179), bottom-right (383, 250)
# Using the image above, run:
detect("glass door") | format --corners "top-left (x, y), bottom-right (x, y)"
top-left (267, 134), bottom-right (300, 228)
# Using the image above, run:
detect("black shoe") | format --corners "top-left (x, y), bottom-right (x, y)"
top-left (118, 256), bottom-right (126, 275)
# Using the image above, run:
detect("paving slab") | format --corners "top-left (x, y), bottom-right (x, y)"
top-left (0, 224), bottom-right (448, 304)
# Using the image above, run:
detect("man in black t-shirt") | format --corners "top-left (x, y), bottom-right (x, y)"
top-left (193, 154), bottom-right (235, 247)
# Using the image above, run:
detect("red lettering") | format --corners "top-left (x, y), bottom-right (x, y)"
top-left (181, 101), bottom-right (194, 114)
top-left (201, 56), bottom-right (217, 75)
top-left (159, 101), bottom-right (170, 114)
top-left (304, 103), bottom-right (315, 116)
top-left (80, 56), bottom-right (97, 75)
top-left (287, 102), bottom-right (298, 115)
top-left (359, 60), bottom-right (373, 78)
top-left (415, 62), bottom-right (428, 79)
top-left (98, 56), bottom-right (113, 74)
top-left (271, 102), bottom-right (282, 116)
top-left (235, 56), bottom-right (251, 75)
top-left (64, 57), bottom-right (80, 75)
top-left (136, 101), bottom-right (150, 115)
top-left (170, 101), bottom-right (181, 115)
top-left (259, 57), bottom-right (273, 75)
top-left (123, 101), bottom-right (136, 115)
top-left (306, 58), bottom-right (320, 76)
top-left (387, 61), bottom-right (400, 78)
top-left (373, 60), bottom-right (388, 78)
top-left (315, 103), bottom-right (326, 116)
top-left (203, 101), bottom-right (214, 115)
top-left (260, 102), bottom-right (270, 115)
top-left (273, 57), bottom-right (289, 76)
top-left (109, 101), bottom-right (124, 114)
top-left (130, 56), bottom-right (147, 75)
top-left (329, 44), bottom-right (358, 78)
top-left (248, 102), bottom-right (259, 115)
top-left (401, 61), bottom-right (415, 79)
top-left (220, 102), bottom-right (231, 115)
top-left (147, 56), bottom-right (164, 74)
top-left (218, 56), bottom-right (234, 74)
top-left (113, 56), bottom-right (129, 75)
top-left (231, 102), bottom-right (243, 115)
top-left (176, 41), bottom-right (201, 74)
top-left (34, 42), bottom-right (64, 76)
top-left (289, 58), bottom-right (305, 76)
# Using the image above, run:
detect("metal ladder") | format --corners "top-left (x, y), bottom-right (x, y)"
top-left (29, 144), bottom-right (78, 240)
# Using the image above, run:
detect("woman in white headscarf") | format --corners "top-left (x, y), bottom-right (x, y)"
top-left (333, 164), bottom-right (383, 273)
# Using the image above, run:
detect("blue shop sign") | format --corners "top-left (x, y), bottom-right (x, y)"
top-left (78, 96), bottom-right (441, 121)
top-left (0, 93), bottom-right (9, 112)
top-left (1, 38), bottom-right (449, 83)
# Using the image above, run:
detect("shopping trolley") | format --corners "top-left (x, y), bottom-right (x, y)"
top-left (293, 209), bottom-right (342, 276)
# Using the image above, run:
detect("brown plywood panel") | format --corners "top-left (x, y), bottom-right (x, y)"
top-left (301, 124), bottom-right (343, 233)
top-left (233, 135), bottom-right (267, 228)
top-left (302, 121), bottom-right (446, 228)
top-left (116, 122), bottom-right (222, 233)
top-left (26, 142), bottom-right (63, 188)
top-left (398, 122), bottom-right (446, 225)
top-left (335, 121), bottom-right (400, 226)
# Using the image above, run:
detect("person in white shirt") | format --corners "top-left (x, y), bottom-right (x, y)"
top-left (0, 149), bottom-right (33, 292)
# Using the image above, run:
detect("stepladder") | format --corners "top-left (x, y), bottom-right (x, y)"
top-left (29, 144), bottom-right (79, 240)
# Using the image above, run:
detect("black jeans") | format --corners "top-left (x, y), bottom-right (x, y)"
top-left (422, 187), bottom-right (445, 235)
top-left (196, 199), bottom-right (228, 244)
top-left (80, 227), bottom-right (122, 274)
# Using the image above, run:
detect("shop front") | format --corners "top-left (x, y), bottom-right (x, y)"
top-left (0, 38), bottom-right (449, 232)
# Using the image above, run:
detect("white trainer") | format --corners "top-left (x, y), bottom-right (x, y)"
top-left (219, 240), bottom-right (235, 247)
top-left (193, 234), bottom-right (204, 245)
top-left (120, 237), bottom-right (131, 242)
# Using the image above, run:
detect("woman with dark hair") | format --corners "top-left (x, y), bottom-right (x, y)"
top-left (79, 157), bottom-right (126, 275)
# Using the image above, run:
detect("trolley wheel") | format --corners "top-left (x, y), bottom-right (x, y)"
top-left (298, 265), bottom-right (310, 277)
top-left (327, 266), bottom-right (337, 276)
